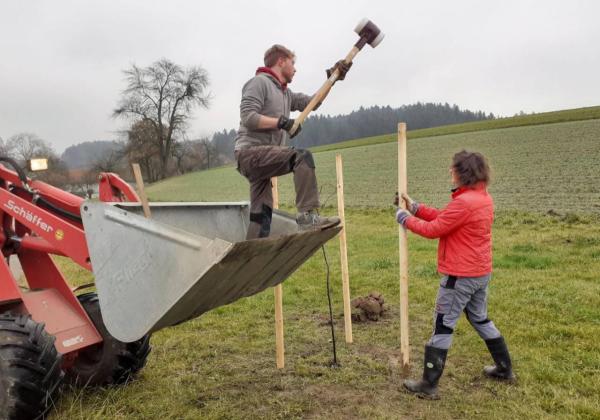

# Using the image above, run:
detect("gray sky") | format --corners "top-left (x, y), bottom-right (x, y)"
top-left (1, 0), bottom-right (599, 153)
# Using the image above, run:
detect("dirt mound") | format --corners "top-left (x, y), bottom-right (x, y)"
top-left (351, 291), bottom-right (388, 322)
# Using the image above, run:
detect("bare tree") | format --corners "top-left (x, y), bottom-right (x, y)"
top-left (6, 133), bottom-right (54, 163)
top-left (0, 136), bottom-right (9, 156)
top-left (199, 137), bottom-right (216, 169)
top-left (123, 120), bottom-right (162, 182)
top-left (171, 140), bottom-right (198, 175)
top-left (113, 59), bottom-right (211, 180)
top-left (0, 133), bottom-right (70, 188)
top-left (91, 149), bottom-right (124, 173)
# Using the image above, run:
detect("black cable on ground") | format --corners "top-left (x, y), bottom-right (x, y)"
top-left (322, 245), bottom-right (339, 367)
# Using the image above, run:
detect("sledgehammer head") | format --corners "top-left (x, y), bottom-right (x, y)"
top-left (354, 18), bottom-right (384, 49)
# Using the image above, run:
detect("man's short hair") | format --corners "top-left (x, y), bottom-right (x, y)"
top-left (264, 44), bottom-right (295, 67)
top-left (452, 150), bottom-right (491, 186)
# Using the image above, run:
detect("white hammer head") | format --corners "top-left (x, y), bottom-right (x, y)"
top-left (354, 18), bottom-right (385, 49)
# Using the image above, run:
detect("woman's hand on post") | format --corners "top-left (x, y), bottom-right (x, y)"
top-left (401, 193), bottom-right (419, 215)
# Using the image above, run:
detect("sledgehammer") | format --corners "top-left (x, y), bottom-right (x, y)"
top-left (289, 18), bottom-right (384, 136)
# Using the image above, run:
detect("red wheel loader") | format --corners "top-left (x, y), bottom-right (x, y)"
top-left (0, 157), bottom-right (341, 419)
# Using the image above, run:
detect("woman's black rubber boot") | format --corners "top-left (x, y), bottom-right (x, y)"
top-left (403, 345), bottom-right (448, 399)
top-left (484, 336), bottom-right (515, 381)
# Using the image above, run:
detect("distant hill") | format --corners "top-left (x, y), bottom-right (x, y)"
top-left (212, 102), bottom-right (495, 159)
top-left (294, 102), bottom-right (494, 148)
top-left (311, 105), bottom-right (600, 152)
top-left (62, 140), bottom-right (122, 169)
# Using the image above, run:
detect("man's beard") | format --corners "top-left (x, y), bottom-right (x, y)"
top-left (283, 71), bottom-right (293, 84)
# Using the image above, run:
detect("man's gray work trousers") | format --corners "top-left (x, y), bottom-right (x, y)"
top-left (429, 274), bottom-right (502, 349)
top-left (235, 146), bottom-right (320, 239)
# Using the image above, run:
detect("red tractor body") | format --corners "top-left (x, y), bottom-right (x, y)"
top-left (0, 162), bottom-right (149, 419)
top-left (0, 166), bottom-right (138, 354)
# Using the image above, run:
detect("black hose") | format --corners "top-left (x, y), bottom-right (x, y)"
top-left (9, 185), bottom-right (83, 224)
top-left (0, 157), bottom-right (83, 224)
top-left (322, 245), bottom-right (339, 367)
top-left (35, 196), bottom-right (83, 224)
top-left (0, 156), bottom-right (29, 185)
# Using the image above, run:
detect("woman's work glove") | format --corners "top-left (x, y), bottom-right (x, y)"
top-left (394, 192), bottom-right (419, 215)
top-left (395, 208), bottom-right (411, 226)
top-left (401, 193), bottom-right (419, 214)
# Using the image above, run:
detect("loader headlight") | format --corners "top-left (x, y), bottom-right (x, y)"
top-left (29, 158), bottom-right (48, 171)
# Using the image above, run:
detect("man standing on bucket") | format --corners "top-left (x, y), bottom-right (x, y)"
top-left (395, 150), bottom-right (515, 399)
top-left (234, 44), bottom-right (351, 239)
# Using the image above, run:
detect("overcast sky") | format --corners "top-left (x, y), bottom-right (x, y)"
top-left (1, 0), bottom-right (599, 153)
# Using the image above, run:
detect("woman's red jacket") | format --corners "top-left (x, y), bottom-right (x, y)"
top-left (405, 183), bottom-right (494, 277)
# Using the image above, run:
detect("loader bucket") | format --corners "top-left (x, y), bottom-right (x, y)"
top-left (80, 202), bottom-right (341, 342)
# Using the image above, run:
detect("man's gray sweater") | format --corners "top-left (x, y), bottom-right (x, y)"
top-left (235, 72), bottom-right (311, 150)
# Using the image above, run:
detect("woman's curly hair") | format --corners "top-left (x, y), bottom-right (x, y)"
top-left (452, 150), bottom-right (491, 186)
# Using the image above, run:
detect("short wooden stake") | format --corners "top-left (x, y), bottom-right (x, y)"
top-left (132, 163), bottom-right (151, 218)
top-left (335, 154), bottom-right (353, 343)
top-left (398, 122), bottom-right (410, 375)
top-left (272, 177), bottom-right (285, 369)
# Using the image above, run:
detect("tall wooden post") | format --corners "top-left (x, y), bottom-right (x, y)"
top-left (397, 123), bottom-right (410, 375)
top-left (336, 154), bottom-right (353, 343)
top-left (272, 177), bottom-right (285, 369)
top-left (132, 163), bottom-right (151, 218)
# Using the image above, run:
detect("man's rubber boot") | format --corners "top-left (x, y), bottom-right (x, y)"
top-left (484, 336), bottom-right (516, 381)
top-left (296, 210), bottom-right (340, 231)
top-left (403, 345), bottom-right (448, 399)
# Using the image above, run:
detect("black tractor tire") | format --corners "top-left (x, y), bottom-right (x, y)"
top-left (0, 313), bottom-right (64, 420)
top-left (65, 292), bottom-right (151, 387)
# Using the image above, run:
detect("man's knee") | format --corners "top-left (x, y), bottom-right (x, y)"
top-left (292, 148), bottom-right (315, 169)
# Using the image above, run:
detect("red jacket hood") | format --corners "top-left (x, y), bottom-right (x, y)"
top-left (256, 67), bottom-right (287, 91)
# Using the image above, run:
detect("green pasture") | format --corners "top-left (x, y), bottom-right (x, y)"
top-left (52, 210), bottom-right (600, 419)
top-left (147, 119), bottom-right (600, 215)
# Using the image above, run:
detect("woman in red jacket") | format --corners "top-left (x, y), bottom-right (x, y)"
top-left (396, 150), bottom-right (514, 399)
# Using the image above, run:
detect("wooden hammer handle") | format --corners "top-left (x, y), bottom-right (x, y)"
top-left (289, 46), bottom-right (361, 136)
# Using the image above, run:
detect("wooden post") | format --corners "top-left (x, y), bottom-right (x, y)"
top-left (272, 177), bottom-right (285, 369)
top-left (336, 154), bottom-right (353, 343)
top-left (132, 163), bottom-right (151, 218)
top-left (398, 123), bottom-right (410, 375)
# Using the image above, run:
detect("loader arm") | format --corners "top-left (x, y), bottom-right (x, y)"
top-left (0, 162), bottom-right (140, 354)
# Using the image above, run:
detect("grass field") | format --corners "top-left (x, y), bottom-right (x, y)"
top-left (49, 109), bottom-right (600, 419)
top-left (51, 210), bottom-right (600, 419)
top-left (147, 119), bottom-right (600, 214)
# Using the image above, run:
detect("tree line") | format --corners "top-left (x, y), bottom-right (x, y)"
top-left (212, 102), bottom-right (495, 158)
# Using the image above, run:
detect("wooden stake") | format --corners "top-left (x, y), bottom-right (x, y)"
top-left (272, 177), bottom-right (285, 369)
top-left (336, 154), bottom-right (353, 343)
top-left (397, 122), bottom-right (410, 375)
top-left (132, 163), bottom-right (151, 218)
